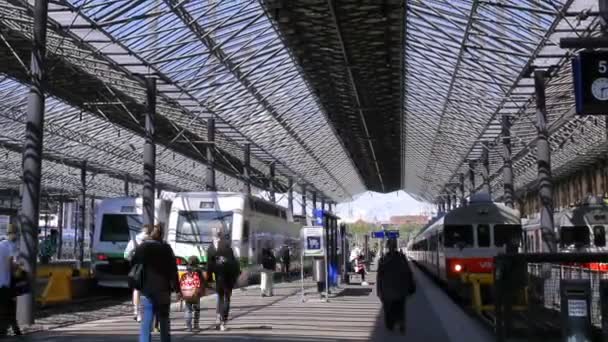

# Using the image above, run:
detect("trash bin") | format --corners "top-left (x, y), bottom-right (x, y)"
top-left (313, 258), bottom-right (326, 282)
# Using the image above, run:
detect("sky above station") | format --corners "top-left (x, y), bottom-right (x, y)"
top-left (255, 189), bottom-right (430, 223)
top-left (335, 191), bottom-right (432, 223)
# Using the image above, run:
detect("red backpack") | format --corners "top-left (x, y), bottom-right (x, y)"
top-left (180, 271), bottom-right (201, 301)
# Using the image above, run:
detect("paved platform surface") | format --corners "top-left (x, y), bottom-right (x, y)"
top-left (8, 264), bottom-right (494, 341)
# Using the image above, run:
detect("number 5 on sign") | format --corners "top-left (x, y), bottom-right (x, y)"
top-left (599, 61), bottom-right (607, 74)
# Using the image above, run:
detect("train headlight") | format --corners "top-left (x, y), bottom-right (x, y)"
top-left (454, 264), bottom-right (463, 272)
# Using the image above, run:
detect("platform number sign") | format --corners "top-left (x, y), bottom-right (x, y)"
top-left (302, 226), bottom-right (324, 257)
top-left (573, 50), bottom-right (608, 115)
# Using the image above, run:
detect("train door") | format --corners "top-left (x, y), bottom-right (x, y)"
top-left (435, 232), bottom-right (441, 277)
top-left (593, 225), bottom-right (606, 250)
top-left (438, 231), bottom-right (446, 278)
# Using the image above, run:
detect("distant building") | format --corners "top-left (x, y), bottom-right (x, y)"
top-left (389, 215), bottom-right (428, 225)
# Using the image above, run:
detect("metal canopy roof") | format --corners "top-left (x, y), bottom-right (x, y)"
top-left (1, 0), bottom-right (606, 204)
top-left (400, 0), bottom-right (604, 202)
top-left (0, 0), bottom-right (366, 202)
top-left (262, 0), bottom-right (405, 193)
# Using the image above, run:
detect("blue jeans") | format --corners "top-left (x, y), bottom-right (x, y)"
top-left (140, 296), bottom-right (170, 342)
top-left (184, 301), bottom-right (200, 328)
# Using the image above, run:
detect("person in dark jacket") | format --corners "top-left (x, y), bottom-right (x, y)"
top-left (279, 245), bottom-right (290, 279)
top-left (132, 224), bottom-right (179, 342)
top-left (377, 238), bottom-right (415, 335)
top-left (207, 230), bottom-right (240, 332)
top-left (260, 248), bottom-right (277, 297)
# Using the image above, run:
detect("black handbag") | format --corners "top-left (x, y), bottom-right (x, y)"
top-left (11, 269), bottom-right (31, 296)
top-left (128, 263), bottom-right (144, 290)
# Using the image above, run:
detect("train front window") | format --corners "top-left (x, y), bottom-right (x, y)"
top-left (594, 226), bottom-right (606, 247)
top-left (444, 225), bottom-right (474, 248)
top-left (494, 225), bottom-right (522, 248)
top-left (100, 214), bottom-right (143, 242)
top-left (477, 225), bottom-right (490, 247)
top-left (560, 226), bottom-right (590, 247)
top-left (176, 211), bottom-right (233, 244)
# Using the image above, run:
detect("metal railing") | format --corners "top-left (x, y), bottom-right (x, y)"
top-left (495, 253), bottom-right (608, 342)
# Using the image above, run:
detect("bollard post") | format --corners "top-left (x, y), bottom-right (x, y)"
top-left (560, 279), bottom-right (592, 342)
top-left (600, 280), bottom-right (608, 340)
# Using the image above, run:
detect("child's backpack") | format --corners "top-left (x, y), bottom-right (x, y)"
top-left (180, 271), bottom-right (202, 301)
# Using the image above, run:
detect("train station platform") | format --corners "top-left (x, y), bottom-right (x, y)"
top-left (9, 264), bottom-right (494, 341)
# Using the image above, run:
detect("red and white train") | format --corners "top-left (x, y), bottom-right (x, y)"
top-left (522, 196), bottom-right (608, 271)
top-left (407, 194), bottom-right (522, 288)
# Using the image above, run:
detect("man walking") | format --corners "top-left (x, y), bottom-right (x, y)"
top-left (377, 238), bottom-right (415, 334)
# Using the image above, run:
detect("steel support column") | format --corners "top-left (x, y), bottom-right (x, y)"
top-left (89, 197), bottom-right (94, 258)
top-left (18, 0), bottom-right (48, 324)
top-left (312, 192), bottom-right (317, 211)
top-left (269, 164), bottom-right (276, 203)
top-left (459, 173), bottom-right (466, 207)
top-left (78, 161), bottom-right (86, 265)
top-left (57, 201), bottom-right (63, 259)
top-left (469, 161), bottom-right (476, 198)
top-left (502, 115), bottom-right (514, 208)
top-left (288, 178), bottom-right (294, 219)
top-left (446, 195), bottom-right (452, 212)
top-left (535, 71), bottom-right (556, 252)
top-left (321, 198), bottom-right (326, 212)
top-left (143, 77), bottom-right (156, 228)
top-left (452, 194), bottom-right (458, 210)
top-left (301, 185), bottom-right (307, 217)
top-left (481, 141), bottom-right (491, 196)
top-left (124, 176), bottom-right (129, 197)
top-left (206, 118), bottom-right (216, 191)
top-left (243, 143), bottom-right (251, 195)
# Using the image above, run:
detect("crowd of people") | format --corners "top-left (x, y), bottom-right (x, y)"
top-left (1, 222), bottom-right (415, 339)
top-left (126, 224), bottom-right (243, 341)
top-left (126, 224), bottom-right (294, 341)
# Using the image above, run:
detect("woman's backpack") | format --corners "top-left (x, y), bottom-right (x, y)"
top-left (180, 271), bottom-right (202, 301)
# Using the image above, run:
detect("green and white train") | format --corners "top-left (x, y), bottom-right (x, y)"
top-left (92, 192), bottom-right (303, 288)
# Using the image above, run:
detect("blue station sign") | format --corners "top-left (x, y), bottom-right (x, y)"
top-left (371, 230), bottom-right (399, 239)
top-left (313, 209), bottom-right (324, 226)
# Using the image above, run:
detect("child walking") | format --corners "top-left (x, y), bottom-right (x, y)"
top-left (180, 256), bottom-right (205, 332)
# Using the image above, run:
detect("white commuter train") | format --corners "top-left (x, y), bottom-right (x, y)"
top-left (408, 194), bottom-right (521, 289)
top-left (167, 192), bottom-right (303, 274)
top-left (523, 196), bottom-right (608, 271)
top-left (91, 197), bottom-right (171, 288)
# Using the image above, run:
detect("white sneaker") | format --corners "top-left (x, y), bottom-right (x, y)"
top-left (361, 281), bottom-right (369, 286)
top-left (220, 323), bottom-right (227, 331)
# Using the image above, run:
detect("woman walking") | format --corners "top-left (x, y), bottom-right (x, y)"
top-left (124, 229), bottom-right (148, 322)
top-left (207, 229), bottom-right (240, 332)
top-left (131, 224), bottom-right (179, 342)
